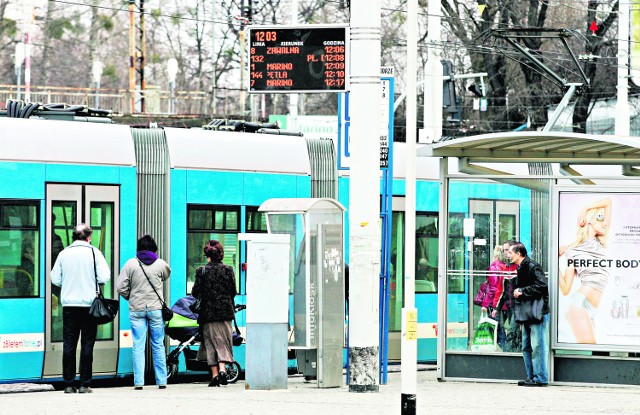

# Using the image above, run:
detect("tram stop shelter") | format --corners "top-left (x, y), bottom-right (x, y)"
top-left (420, 131), bottom-right (640, 386)
top-left (258, 197), bottom-right (345, 388)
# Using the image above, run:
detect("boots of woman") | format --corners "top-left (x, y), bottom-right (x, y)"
top-left (219, 371), bottom-right (228, 386)
top-left (208, 376), bottom-right (220, 387)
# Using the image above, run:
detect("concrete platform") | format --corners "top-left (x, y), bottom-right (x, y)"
top-left (2, 368), bottom-right (640, 414)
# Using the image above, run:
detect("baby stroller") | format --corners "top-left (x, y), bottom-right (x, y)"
top-left (166, 295), bottom-right (245, 383)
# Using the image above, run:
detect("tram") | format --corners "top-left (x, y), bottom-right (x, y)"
top-left (0, 114), bottom-right (527, 383)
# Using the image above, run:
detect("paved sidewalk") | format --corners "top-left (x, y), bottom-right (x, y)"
top-left (2, 369), bottom-right (640, 415)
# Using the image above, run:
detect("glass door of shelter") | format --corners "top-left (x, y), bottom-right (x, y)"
top-left (468, 199), bottom-right (519, 346)
top-left (43, 184), bottom-right (120, 378)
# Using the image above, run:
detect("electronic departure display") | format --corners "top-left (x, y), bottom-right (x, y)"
top-left (247, 25), bottom-right (349, 93)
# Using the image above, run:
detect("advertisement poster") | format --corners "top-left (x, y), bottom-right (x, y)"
top-left (557, 192), bottom-right (640, 349)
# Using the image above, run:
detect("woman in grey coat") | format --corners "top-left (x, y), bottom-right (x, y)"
top-left (117, 235), bottom-right (171, 390)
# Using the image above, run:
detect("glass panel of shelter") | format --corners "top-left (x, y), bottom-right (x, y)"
top-left (446, 180), bottom-right (531, 353)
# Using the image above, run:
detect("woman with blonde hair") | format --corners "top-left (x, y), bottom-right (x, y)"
top-left (559, 197), bottom-right (612, 344)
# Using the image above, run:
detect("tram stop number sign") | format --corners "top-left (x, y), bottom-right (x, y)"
top-left (247, 25), bottom-right (349, 93)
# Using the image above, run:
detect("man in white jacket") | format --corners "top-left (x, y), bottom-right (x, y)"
top-left (51, 224), bottom-right (111, 394)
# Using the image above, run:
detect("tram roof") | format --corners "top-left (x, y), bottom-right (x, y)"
top-left (418, 131), bottom-right (640, 164)
top-left (0, 117), bottom-right (135, 166)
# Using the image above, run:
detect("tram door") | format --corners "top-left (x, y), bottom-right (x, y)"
top-left (43, 184), bottom-right (120, 378)
top-left (468, 199), bottom-right (519, 344)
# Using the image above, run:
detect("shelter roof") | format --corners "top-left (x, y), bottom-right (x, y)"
top-left (418, 132), bottom-right (640, 164)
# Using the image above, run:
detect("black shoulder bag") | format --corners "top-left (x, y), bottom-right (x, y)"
top-left (88, 248), bottom-right (119, 325)
top-left (189, 267), bottom-right (203, 314)
top-left (137, 260), bottom-right (173, 322)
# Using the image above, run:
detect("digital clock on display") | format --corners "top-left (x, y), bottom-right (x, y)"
top-left (247, 25), bottom-right (349, 93)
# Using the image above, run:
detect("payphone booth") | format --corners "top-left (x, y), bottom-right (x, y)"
top-left (259, 198), bottom-right (346, 388)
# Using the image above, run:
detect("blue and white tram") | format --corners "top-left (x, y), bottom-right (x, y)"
top-left (0, 117), bottom-right (316, 383)
top-left (0, 115), bottom-right (531, 384)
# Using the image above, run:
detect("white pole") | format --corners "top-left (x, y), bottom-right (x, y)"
top-left (24, 33), bottom-right (31, 103)
top-left (422, 0), bottom-right (442, 143)
top-left (288, 0), bottom-right (299, 130)
top-left (401, 0), bottom-right (418, 413)
top-left (14, 42), bottom-right (25, 101)
top-left (348, 0), bottom-right (381, 393)
top-left (211, 0), bottom-right (217, 115)
top-left (615, 0), bottom-right (630, 136)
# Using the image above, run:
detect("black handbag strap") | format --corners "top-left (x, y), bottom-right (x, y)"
top-left (91, 246), bottom-right (101, 297)
top-left (233, 315), bottom-right (241, 334)
top-left (137, 260), bottom-right (168, 308)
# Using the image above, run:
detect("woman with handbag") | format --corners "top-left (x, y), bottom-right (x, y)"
top-left (116, 235), bottom-right (172, 390)
top-left (192, 239), bottom-right (237, 387)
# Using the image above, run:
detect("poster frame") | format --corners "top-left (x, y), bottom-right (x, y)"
top-left (551, 185), bottom-right (640, 352)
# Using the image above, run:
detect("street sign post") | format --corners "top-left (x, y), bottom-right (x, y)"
top-left (337, 68), bottom-right (394, 170)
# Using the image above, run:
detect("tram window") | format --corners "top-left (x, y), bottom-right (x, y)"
top-left (246, 207), bottom-right (267, 232)
top-left (0, 201), bottom-right (40, 298)
top-left (186, 205), bottom-right (240, 294)
top-left (447, 214), bottom-right (465, 293)
top-left (416, 215), bottom-right (437, 293)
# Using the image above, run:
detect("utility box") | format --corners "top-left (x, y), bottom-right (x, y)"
top-left (240, 233), bottom-right (290, 390)
top-left (259, 198), bottom-right (345, 388)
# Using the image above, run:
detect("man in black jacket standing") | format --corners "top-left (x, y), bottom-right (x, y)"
top-left (509, 241), bottom-right (549, 387)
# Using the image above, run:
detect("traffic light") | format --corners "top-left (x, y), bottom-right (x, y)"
top-left (441, 60), bottom-right (461, 123)
top-left (241, 1), bottom-right (258, 20)
top-left (241, 4), bottom-right (252, 20)
top-left (441, 60), bottom-right (457, 111)
top-left (468, 84), bottom-right (484, 97)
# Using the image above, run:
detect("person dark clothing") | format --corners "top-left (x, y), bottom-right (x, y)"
top-left (192, 259), bottom-right (237, 386)
top-left (51, 225), bottom-right (110, 393)
top-left (62, 307), bottom-right (97, 389)
top-left (514, 256), bottom-right (549, 315)
top-left (192, 262), bottom-right (237, 324)
top-left (512, 254), bottom-right (549, 386)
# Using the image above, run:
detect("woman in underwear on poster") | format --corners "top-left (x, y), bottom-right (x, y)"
top-left (559, 197), bottom-right (612, 344)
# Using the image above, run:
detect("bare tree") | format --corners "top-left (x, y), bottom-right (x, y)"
top-left (572, 0), bottom-right (619, 133)
top-left (0, 0), bottom-right (17, 82)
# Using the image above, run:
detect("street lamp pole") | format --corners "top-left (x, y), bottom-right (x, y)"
top-left (91, 60), bottom-right (104, 108)
top-left (14, 42), bottom-right (25, 101)
top-left (167, 58), bottom-right (179, 114)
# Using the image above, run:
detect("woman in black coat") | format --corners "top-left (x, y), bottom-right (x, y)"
top-left (192, 239), bottom-right (237, 387)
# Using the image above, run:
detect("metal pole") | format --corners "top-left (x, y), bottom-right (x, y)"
top-left (24, 31), bottom-right (31, 102)
top-left (288, 0), bottom-right (299, 129)
top-left (169, 81), bottom-right (175, 114)
top-left (94, 81), bottom-right (100, 108)
top-left (129, 0), bottom-right (136, 113)
top-left (240, 29), bottom-right (246, 116)
top-left (16, 66), bottom-right (22, 101)
top-left (139, 0), bottom-right (146, 113)
top-left (211, 0), bottom-right (217, 115)
top-left (348, 0), bottom-right (381, 394)
top-left (401, 0), bottom-right (418, 413)
top-left (615, 0), bottom-right (630, 136)
top-left (422, 0), bottom-right (442, 142)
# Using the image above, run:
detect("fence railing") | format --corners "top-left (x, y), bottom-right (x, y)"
top-left (0, 85), bottom-right (245, 116)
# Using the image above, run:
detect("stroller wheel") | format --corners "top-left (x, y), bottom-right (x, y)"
top-left (167, 361), bottom-right (179, 383)
top-left (225, 361), bottom-right (241, 384)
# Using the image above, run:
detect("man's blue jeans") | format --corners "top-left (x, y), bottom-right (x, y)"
top-left (130, 308), bottom-right (167, 386)
top-left (521, 313), bottom-right (549, 384)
